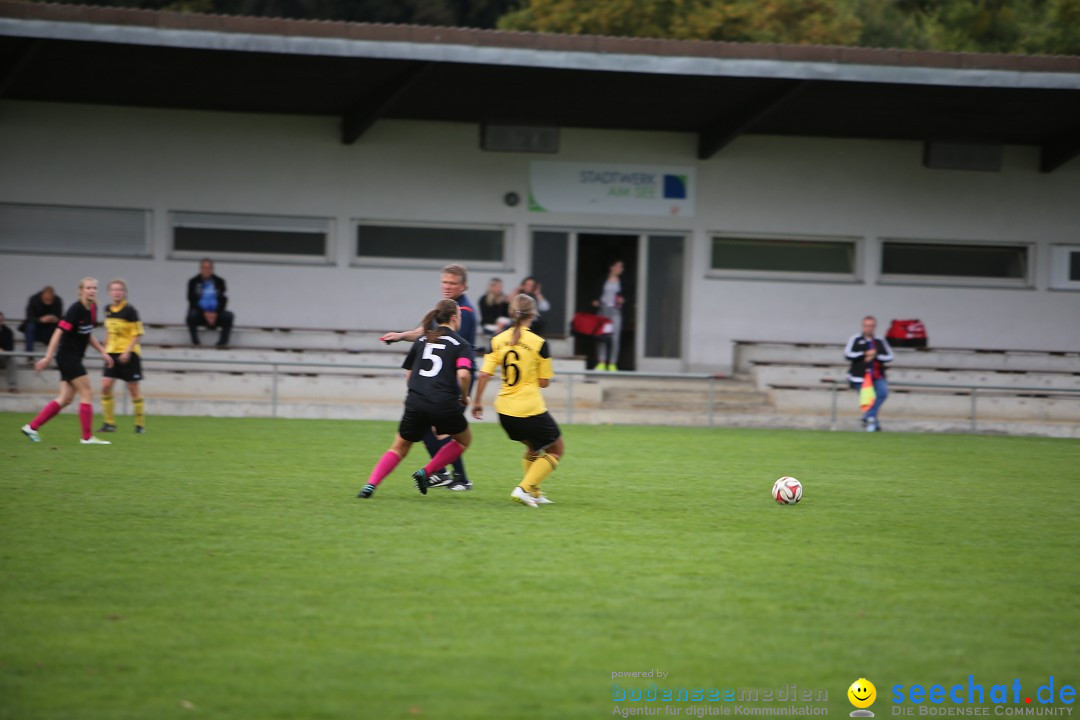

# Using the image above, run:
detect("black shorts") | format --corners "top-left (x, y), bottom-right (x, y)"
top-left (103, 353), bottom-right (143, 383)
top-left (399, 405), bottom-right (468, 443)
top-left (498, 411), bottom-right (561, 451)
top-left (56, 354), bottom-right (87, 383)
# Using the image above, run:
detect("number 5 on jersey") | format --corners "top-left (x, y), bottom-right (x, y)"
top-left (419, 343), bottom-right (446, 377)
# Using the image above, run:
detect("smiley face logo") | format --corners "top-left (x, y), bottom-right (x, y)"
top-left (848, 678), bottom-right (877, 709)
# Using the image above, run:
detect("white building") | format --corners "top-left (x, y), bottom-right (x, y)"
top-left (1, 3), bottom-right (1078, 373)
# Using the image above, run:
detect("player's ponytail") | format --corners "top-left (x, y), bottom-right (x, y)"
top-left (421, 299), bottom-right (460, 343)
top-left (508, 293), bottom-right (538, 346)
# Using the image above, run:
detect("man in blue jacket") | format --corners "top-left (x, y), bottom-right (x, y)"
top-left (186, 258), bottom-right (235, 347)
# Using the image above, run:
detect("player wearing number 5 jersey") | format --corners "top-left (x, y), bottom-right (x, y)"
top-left (357, 299), bottom-right (474, 500)
top-left (472, 294), bottom-right (565, 508)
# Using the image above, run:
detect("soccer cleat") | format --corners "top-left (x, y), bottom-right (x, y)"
top-left (20, 424), bottom-right (40, 442)
top-left (412, 468), bottom-right (429, 495)
top-left (533, 493), bottom-right (554, 505)
top-left (357, 483), bottom-right (377, 499)
top-left (511, 486), bottom-right (538, 508)
top-left (134, 425), bottom-right (146, 434)
top-left (99, 423), bottom-right (117, 433)
top-left (427, 470), bottom-right (454, 489)
top-left (80, 436), bottom-right (112, 445)
top-left (446, 478), bottom-right (473, 491)
top-left (595, 363), bottom-right (608, 372)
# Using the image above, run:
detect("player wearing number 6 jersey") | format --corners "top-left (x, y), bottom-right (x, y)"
top-left (357, 299), bottom-right (474, 500)
top-left (472, 294), bottom-right (565, 508)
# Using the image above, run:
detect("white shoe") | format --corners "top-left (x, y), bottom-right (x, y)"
top-left (534, 493), bottom-right (554, 505)
top-left (511, 486), bottom-right (538, 508)
top-left (80, 436), bottom-right (112, 445)
top-left (21, 424), bottom-right (40, 442)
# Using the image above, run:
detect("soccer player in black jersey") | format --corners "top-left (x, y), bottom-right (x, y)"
top-left (358, 299), bottom-right (474, 499)
top-left (380, 263), bottom-right (478, 491)
top-left (21, 277), bottom-right (114, 445)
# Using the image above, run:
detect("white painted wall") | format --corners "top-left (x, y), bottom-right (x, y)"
top-left (1, 100), bottom-right (1077, 373)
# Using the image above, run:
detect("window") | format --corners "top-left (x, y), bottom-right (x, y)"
top-left (355, 222), bottom-right (507, 267)
top-left (880, 240), bottom-right (1031, 287)
top-left (1050, 245), bottom-right (1080, 291)
top-left (709, 234), bottom-right (858, 282)
top-left (170, 212), bottom-right (332, 263)
top-left (0, 203), bottom-right (149, 257)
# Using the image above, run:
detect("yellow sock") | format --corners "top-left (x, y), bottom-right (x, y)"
top-left (522, 452), bottom-right (536, 475)
top-left (520, 453), bottom-right (559, 497)
top-left (102, 395), bottom-right (115, 425)
top-left (133, 398), bottom-right (145, 428)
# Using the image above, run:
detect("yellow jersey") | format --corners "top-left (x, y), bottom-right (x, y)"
top-left (480, 327), bottom-right (553, 418)
top-left (104, 301), bottom-right (144, 355)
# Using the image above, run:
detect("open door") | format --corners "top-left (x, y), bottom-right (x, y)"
top-left (575, 233), bottom-right (639, 371)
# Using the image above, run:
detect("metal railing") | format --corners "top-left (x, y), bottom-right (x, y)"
top-left (822, 377), bottom-right (1080, 432)
top-left (3, 351), bottom-right (725, 424)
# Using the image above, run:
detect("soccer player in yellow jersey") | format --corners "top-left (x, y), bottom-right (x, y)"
top-left (99, 279), bottom-right (146, 434)
top-left (472, 294), bottom-right (565, 508)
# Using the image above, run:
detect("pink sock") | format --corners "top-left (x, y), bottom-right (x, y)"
top-left (368, 450), bottom-right (402, 487)
top-left (30, 401), bottom-right (61, 431)
top-left (423, 440), bottom-right (464, 476)
top-left (79, 403), bottom-right (92, 440)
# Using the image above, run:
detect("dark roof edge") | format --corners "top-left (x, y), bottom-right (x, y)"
top-left (2, 0), bottom-right (1080, 86)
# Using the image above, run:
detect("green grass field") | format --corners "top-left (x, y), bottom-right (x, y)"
top-left (1, 412), bottom-right (1078, 720)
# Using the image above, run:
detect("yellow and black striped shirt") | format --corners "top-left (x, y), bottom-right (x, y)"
top-left (104, 301), bottom-right (144, 355)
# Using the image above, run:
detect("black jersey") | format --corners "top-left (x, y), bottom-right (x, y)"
top-left (56, 301), bottom-right (97, 359)
top-left (402, 327), bottom-right (474, 413)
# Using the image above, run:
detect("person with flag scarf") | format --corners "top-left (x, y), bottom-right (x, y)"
top-left (844, 316), bottom-right (894, 432)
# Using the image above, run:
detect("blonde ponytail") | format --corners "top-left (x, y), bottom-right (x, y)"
top-left (508, 293), bottom-right (538, 346)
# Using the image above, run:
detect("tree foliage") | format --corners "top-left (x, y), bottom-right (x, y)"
top-left (28, 0), bottom-right (1080, 54)
top-left (498, 0), bottom-right (1080, 55)
top-left (29, 0), bottom-right (523, 28)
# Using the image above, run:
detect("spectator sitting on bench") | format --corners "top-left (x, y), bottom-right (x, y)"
top-left (20, 285), bottom-right (63, 353)
top-left (186, 258), bottom-right (234, 347)
top-left (0, 311), bottom-right (17, 392)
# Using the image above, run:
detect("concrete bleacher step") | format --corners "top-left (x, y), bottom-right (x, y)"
top-left (6, 366), bottom-right (602, 405)
top-left (769, 384), bottom-right (1080, 422)
top-left (750, 363), bottom-right (1080, 392)
top-left (593, 376), bottom-right (771, 413)
top-left (134, 346), bottom-right (587, 374)
top-left (144, 324), bottom-right (577, 357)
top-left (735, 341), bottom-right (1080, 374)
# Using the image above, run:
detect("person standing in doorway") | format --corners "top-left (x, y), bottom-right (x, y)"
top-left (593, 260), bottom-right (625, 371)
top-left (844, 315), bottom-right (894, 432)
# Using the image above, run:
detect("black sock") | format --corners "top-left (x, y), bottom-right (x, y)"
top-left (421, 430), bottom-right (443, 460)
top-left (451, 457), bottom-right (467, 482)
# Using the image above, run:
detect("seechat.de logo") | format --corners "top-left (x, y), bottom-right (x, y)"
top-left (891, 676), bottom-right (1076, 716)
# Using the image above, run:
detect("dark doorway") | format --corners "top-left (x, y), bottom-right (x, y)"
top-left (575, 233), bottom-right (638, 371)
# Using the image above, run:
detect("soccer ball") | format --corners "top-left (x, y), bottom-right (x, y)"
top-left (772, 476), bottom-right (803, 505)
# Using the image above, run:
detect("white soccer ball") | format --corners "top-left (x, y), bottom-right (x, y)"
top-left (772, 476), bottom-right (803, 505)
